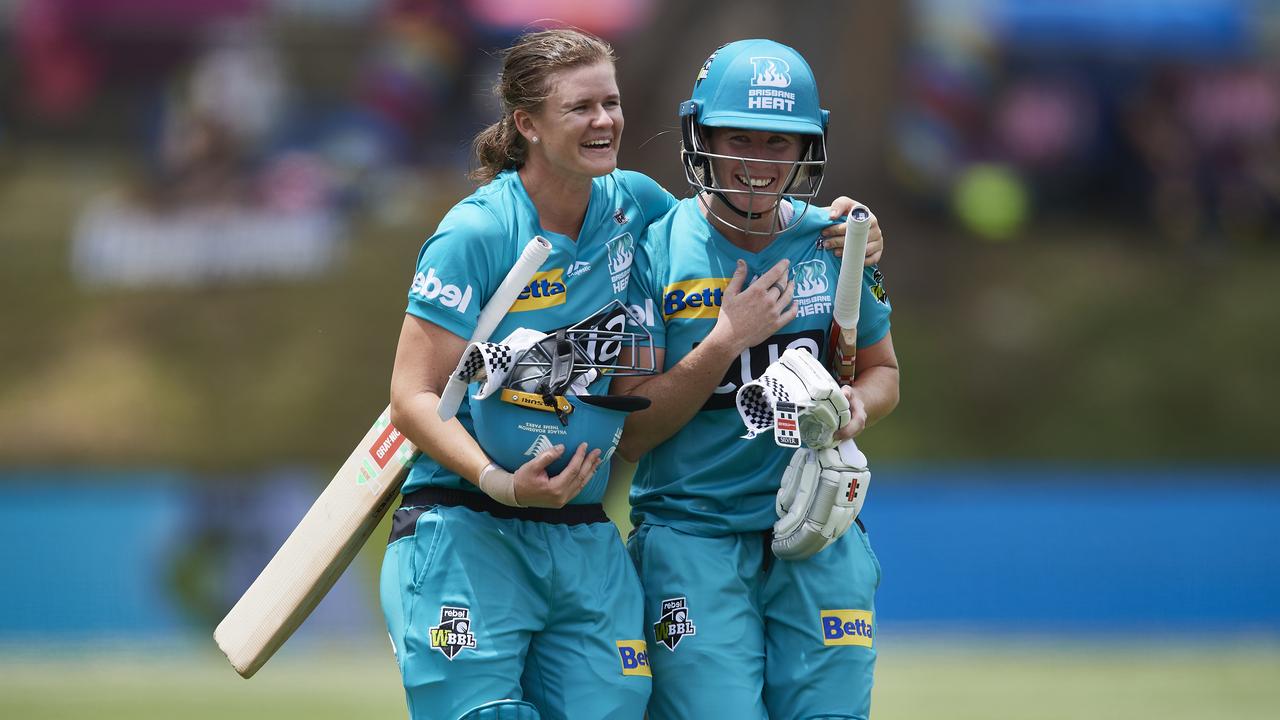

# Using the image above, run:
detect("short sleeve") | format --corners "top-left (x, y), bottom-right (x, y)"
top-left (618, 170), bottom-right (678, 227)
top-left (856, 264), bottom-right (892, 348)
top-left (406, 202), bottom-right (503, 339)
top-left (627, 229), bottom-right (667, 350)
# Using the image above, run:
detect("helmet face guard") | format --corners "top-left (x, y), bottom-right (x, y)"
top-left (468, 300), bottom-right (655, 473)
top-left (502, 300), bottom-right (656, 402)
top-left (680, 40), bottom-right (829, 236)
top-left (680, 106), bottom-right (827, 235)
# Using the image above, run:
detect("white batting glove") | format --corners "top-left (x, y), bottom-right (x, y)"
top-left (799, 384), bottom-right (852, 449)
top-left (736, 347), bottom-right (850, 449)
top-left (772, 439), bottom-right (870, 561)
top-left (780, 346), bottom-right (851, 449)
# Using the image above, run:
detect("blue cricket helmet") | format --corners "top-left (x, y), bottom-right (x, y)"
top-left (469, 301), bottom-right (653, 475)
top-left (680, 39), bottom-right (829, 232)
top-left (471, 392), bottom-right (647, 475)
top-left (684, 39), bottom-right (828, 136)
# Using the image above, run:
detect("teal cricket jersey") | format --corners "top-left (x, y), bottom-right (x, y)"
top-left (402, 168), bottom-right (676, 503)
top-left (627, 198), bottom-right (891, 534)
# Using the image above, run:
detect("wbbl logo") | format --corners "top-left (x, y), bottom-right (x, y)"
top-left (653, 597), bottom-right (697, 651)
top-left (429, 606), bottom-right (477, 659)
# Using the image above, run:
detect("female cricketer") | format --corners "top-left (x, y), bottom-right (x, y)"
top-left (614, 39), bottom-right (900, 720)
top-left (379, 28), bottom-right (881, 720)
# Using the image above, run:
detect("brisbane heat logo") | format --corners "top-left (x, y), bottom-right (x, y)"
top-left (429, 606), bottom-right (477, 660)
top-left (792, 259), bottom-right (833, 319)
top-left (792, 259), bottom-right (828, 298)
top-left (748, 56), bottom-right (796, 112)
top-left (750, 56), bottom-right (791, 88)
top-left (606, 232), bottom-right (635, 293)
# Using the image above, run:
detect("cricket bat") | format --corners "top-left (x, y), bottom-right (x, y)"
top-left (214, 236), bottom-right (552, 678)
top-left (829, 205), bottom-right (871, 385)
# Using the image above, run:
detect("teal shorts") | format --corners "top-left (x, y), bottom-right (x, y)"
top-left (381, 503), bottom-right (652, 720)
top-left (628, 523), bottom-right (882, 720)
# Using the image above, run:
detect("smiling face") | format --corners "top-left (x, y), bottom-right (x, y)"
top-left (519, 61), bottom-right (623, 182)
top-left (705, 127), bottom-right (805, 216)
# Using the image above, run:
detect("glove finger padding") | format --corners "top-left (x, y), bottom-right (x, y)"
top-left (772, 439), bottom-right (871, 562)
top-left (799, 385), bottom-right (851, 449)
top-left (775, 448), bottom-right (816, 534)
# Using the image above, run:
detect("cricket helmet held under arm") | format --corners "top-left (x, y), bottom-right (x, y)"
top-left (469, 300), bottom-right (654, 474)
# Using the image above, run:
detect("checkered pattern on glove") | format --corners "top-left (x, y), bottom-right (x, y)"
top-left (735, 348), bottom-right (849, 448)
top-left (451, 328), bottom-right (544, 401)
top-left (738, 375), bottom-right (792, 437)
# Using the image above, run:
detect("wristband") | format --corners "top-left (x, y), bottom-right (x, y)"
top-left (478, 462), bottom-right (523, 507)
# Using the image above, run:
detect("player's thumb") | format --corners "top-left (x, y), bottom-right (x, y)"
top-left (725, 259), bottom-right (747, 297)
top-left (528, 443), bottom-right (566, 473)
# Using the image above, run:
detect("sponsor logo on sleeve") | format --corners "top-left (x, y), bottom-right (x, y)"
top-left (870, 266), bottom-right (889, 305)
top-left (616, 640), bottom-right (652, 677)
top-left (627, 298), bottom-right (657, 330)
top-left (511, 269), bottom-right (567, 312)
top-left (820, 609), bottom-right (874, 647)
top-left (429, 606), bottom-right (478, 659)
top-left (410, 267), bottom-right (474, 313)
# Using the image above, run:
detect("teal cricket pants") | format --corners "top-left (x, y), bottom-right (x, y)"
top-left (629, 522), bottom-right (882, 720)
top-left (381, 494), bottom-right (651, 720)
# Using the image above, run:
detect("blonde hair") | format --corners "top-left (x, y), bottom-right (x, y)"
top-left (470, 28), bottom-right (616, 183)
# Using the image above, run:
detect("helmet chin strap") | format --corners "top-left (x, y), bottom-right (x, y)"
top-left (710, 189), bottom-right (767, 220)
top-left (538, 329), bottom-right (575, 425)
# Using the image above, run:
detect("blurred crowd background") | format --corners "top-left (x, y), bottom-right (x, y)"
top-left (1, 0), bottom-right (1278, 717)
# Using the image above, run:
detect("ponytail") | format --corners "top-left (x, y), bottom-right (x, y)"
top-left (470, 115), bottom-right (527, 184)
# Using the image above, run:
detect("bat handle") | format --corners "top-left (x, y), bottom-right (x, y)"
top-left (827, 324), bottom-right (858, 388)
top-left (437, 377), bottom-right (467, 421)
top-left (833, 352), bottom-right (856, 386)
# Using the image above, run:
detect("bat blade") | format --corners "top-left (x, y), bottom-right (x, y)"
top-left (830, 206), bottom-right (871, 385)
top-left (216, 235), bottom-right (552, 678)
top-left (214, 406), bottom-right (416, 678)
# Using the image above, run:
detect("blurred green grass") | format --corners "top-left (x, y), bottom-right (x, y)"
top-left (5, 148), bottom-right (1280, 469)
top-left (2, 638), bottom-right (1276, 719)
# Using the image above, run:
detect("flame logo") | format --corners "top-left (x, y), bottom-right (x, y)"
top-left (793, 259), bottom-right (828, 298)
top-left (607, 233), bottom-right (635, 275)
top-left (750, 56), bottom-right (792, 88)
